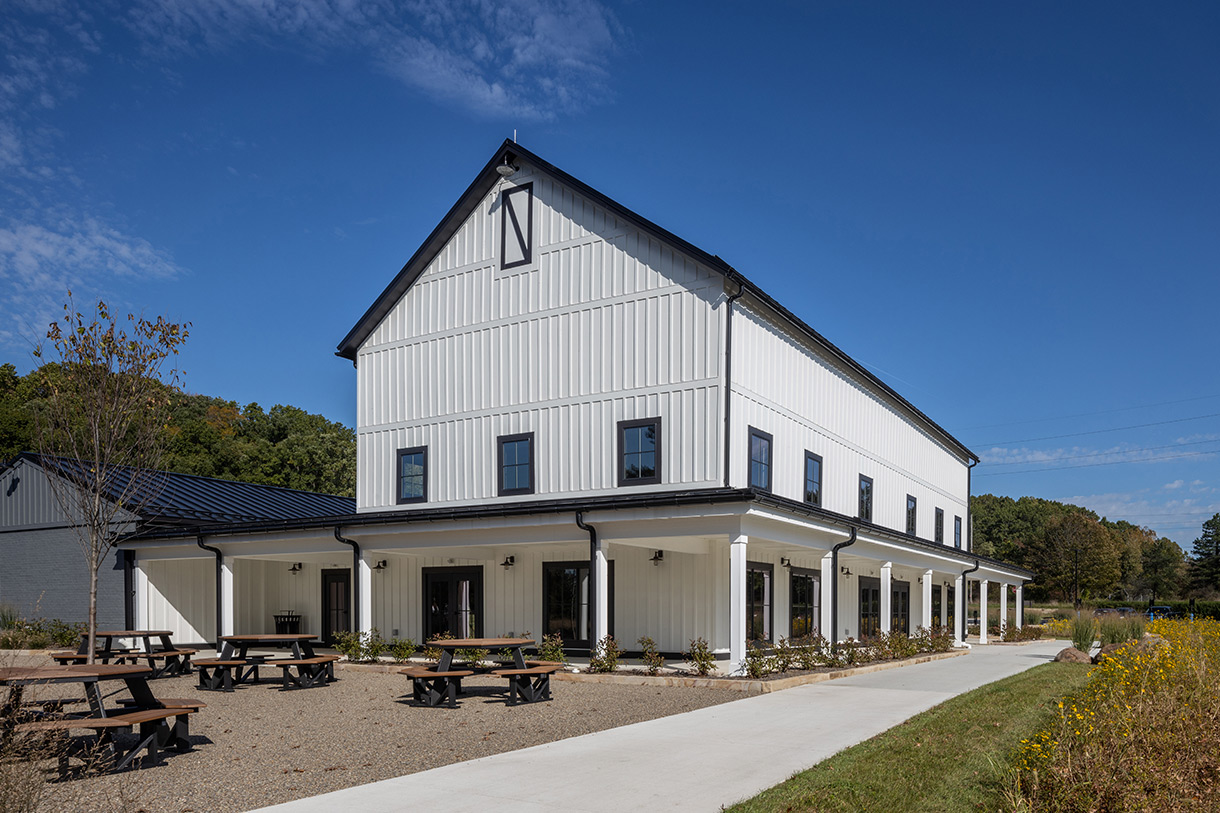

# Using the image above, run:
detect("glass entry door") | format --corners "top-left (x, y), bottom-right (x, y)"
top-left (891, 580), bottom-right (910, 634)
top-left (422, 567), bottom-right (483, 640)
top-left (543, 561), bottom-right (613, 648)
top-left (932, 584), bottom-right (943, 627)
top-left (859, 576), bottom-right (881, 639)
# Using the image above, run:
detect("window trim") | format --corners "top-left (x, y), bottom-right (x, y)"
top-left (617, 417), bottom-right (662, 487)
top-left (803, 451), bottom-right (823, 507)
top-left (858, 474), bottom-right (874, 522)
top-left (906, 494), bottom-right (917, 536)
top-left (747, 426), bottom-right (774, 492)
top-left (496, 432), bottom-right (536, 497)
top-left (395, 446), bottom-right (428, 505)
top-left (935, 508), bottom-right (945, 544)
top-left (499, 183), bottom-right (534, 270)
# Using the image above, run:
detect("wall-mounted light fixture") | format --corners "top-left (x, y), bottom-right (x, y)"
top-left (501, 556), bottom-right (516, 569)
top-left (840, 566), bottom-right (852, 577)
top-left (780, 557), bottom-right (791, 569)
top-left (917, 576), bottom-right (923, 585)
top-left (495, 155), bottom-right (518, 178)
top-left (289, 563), bottom-right (302, 575)
top-left (650, 550), bottom-right (665, 566)
top-left (373, 560), bottom-right (388, 572)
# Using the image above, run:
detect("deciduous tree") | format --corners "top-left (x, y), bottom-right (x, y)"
top-left (1191, 514), bottom-right (1220, 594)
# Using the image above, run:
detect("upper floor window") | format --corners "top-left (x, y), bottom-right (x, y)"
top-left (618, 418), bottom-right (661, 486)
top-left (954, 515), bottom-right (963, 549)
top-left (906, 495), bottom-right (917, 535)
top-left (935, 508), bottom-right (945, 544)
top-left (804, 451), bottom-right (822, 506)
top-left (858, 475), bottom-right (873, 522)
top-left (396, 446), bottom-right (427, 504)
top-left (748, 427), bottom-right (773, 492)
top-left (500, 183), bottom-right (533, 270)
top-left (497, 432), bottom-right (535, 496)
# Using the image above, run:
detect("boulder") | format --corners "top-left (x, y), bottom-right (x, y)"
top-left (1054, 646), bottom-right (1092, 664)
top-left (1092, 643), bottom-right (1125, 664)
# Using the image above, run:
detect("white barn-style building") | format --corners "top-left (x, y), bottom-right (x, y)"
top-left (123, 141), bottom-right (1031, 667)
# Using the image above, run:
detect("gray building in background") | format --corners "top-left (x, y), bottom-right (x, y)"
top-left (0, 454), bottom-right (354, 631)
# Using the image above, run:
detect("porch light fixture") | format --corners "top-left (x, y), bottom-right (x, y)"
top-left (373, 560), bottom-right (387, 572)
top-left (840, 566), bottom-right (852, 577)
top-left (289, 563), bottom-right (302, 575)
top-left (650, 550), bottom-right (665, 566)
top-left (501, 556), bottom-right (516, 569)
top-left (780, 557), bottom-right (791, 569)
top-left (495, 156), bottom-right (518, 178)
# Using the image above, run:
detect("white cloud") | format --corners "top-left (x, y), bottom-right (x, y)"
top-left (1059, 489), bottom-right (1220, 549)
top-left (1164, 479), bottom-right (1185, 490)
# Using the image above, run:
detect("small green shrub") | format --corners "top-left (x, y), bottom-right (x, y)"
top-left (1001, 624), bottom-right (1046, 642)
top-left (537, 632), bottom-right (567, 664)
top-left (588, 635), bottom-right (621, 673)
top-left (0, 604), bottom-right (18, 630)
top-left (685, 636), bottom-right (716, 676)
top-left (1070, 615), bottom-right (1096, 653)
top-left (388, 637), bottom-right (417, 663)
top-left (422, 629), bottom-right (453, 662)
top-left (743, 645), bottom-right (772, 678)
top-left (637, 636), bottom-right (665, 675)
top-left (458, 647), bottom-right (490, 668)
top-left (333, 628), bottom-right (387, 663)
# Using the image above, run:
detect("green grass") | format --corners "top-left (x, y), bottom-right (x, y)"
top-left (727, 662), bottom-right (1092, 813)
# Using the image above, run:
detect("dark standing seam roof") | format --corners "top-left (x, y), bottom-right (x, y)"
top-left (334, 140), bottom-right (978, 464)
top-left (15, 453), bottom-right (355, 525)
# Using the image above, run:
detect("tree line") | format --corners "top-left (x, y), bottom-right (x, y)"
top-left (971, 493), bottom-right (1220, 603)
top-left (1, 362), bottom-right (355, 497)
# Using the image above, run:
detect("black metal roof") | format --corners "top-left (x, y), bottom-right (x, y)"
top-left (335, 140), bottom-right (977, 463)
top-left (8, 453), bottom-right (355, 526)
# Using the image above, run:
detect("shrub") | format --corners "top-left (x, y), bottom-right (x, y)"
top-left (333, 628), bottom-right (386, 663)
top-left (1098, 616), bottom-right (1144, 646)
top-left (637, 636), bottom-right (665, 675)
top-left (388, 637), bottom-right (417, 663)
top-left (537, 632), bottom-right (567, 664)
top-left (1069, 615), bottom-right (1096, 653)
top-left (1044, 618), bottom-right (1073, 639)
top-left (743, 644), bottom-right (772, 679)
top-left (588, 635), bottom-right (621, 673)
top-left (0, 604), bottom-right (17, 630)
top-left (458, 647), bottom-right (489, 668)
top-left (685, 637), bottom-right (716, 676)
top-left (1002, 624), bottom-right (1046, 642)
top-left (422, 629), bottom-right (453, 662)
top-left (0, 616), bottom-right (85, 650)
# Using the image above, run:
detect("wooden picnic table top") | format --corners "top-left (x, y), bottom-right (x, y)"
top-left (0, 664), bottom-right (152, 683)
top-left (81, 630), bottom-right (174, 638)
top-left (426, 637), bottom-right (534, 648)
top-left (219, 634), bottom-right (317, 643)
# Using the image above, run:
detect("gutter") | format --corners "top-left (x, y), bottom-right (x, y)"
top-left (722, 285), bottom-right (744, 487)
top-left (334, 528), bottom-right (360, 633)
top-left (830, 527), bottom-right (858, 653)
top-left (575, 511), bottom-right (600, 647)
top-left (959, 559), bottom-right (981, 646)
top-left (196, 535), bottom-right (224, 648)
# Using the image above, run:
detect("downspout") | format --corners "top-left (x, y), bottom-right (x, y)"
top-left (722, 286), bottom-right (745, 487)
top-left (578, 510), bottom-right (602, 649)
top-left (196, 535), bottom-right (223, 648)
top-left (966, 459), bottom-right (977, 553)
top-left (830, 527), bottom-right (857, 654)
top-left (122, 550), bottom-right (135, 631)
top-left (334, 528), bottom-right (360, 635)
top-left (959, 559), bottom-right (980, 645)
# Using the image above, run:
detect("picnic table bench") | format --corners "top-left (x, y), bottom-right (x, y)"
top-left (400, 666), bottom-right (474, 708)
top-left (15, 706), bottom-right (198, 773)
top-left (492, 663), bottom-right (562, 705)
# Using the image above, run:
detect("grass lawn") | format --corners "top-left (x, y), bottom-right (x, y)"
top-left (727, 661), bottom-right (1091, 813)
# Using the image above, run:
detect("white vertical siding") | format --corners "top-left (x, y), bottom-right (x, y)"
top-left (730, 302), bottom-right (970, 544)
top-left (138, 557), bottom-right (214, 643)
top-left (356, 166), bottom-right (725, 511)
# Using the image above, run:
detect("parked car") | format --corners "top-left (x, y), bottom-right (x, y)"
top-left (1147, 605), bottom-right (1174, 620)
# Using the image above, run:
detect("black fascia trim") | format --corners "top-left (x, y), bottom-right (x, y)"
top-left (858, 474), bottom-right (874, 522)
top-left (617, 417), bottom-right (662, 487)
top-left (496, 432), bottom-right (536, 497)
top-left (905, 494), bottom-right (917, 536)
top-left (747, 426), bottom-right (773, 493)
top-left (331, 143), bottom-right (976, 466)
top-left (500, 183), bottom-right (533, 270)
top-left (803, 450), bottom-right (823, 507)
top-left (395, 446), bottom-right (428, 505)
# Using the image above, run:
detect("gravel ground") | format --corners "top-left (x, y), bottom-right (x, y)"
top-left (12, 661), bottom-right (743, 813)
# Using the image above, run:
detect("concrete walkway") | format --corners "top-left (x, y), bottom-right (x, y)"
top-left (258, 640), bottom-right (1065, 812)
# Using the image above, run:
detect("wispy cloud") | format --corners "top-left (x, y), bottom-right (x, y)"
top-left (1061, 488), bottom-right (1220, 548)
top-left (979, 437), bottom-right (1220, 472)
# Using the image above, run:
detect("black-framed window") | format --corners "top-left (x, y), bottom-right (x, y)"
top-left (790, 567), bottom-right (820, 639)
top-left (748, 427), bottom-right (773, 492)
top-left (858, 475), bottom-right (873, 522)
top-left (906, 494), bottom-right (917, 536)
top-left (803, 451), bottom-right (822, 506)
top-left (500, 182), bottom-right (533, 270)
top-left (746, 562), bottom-right (773, 643)
top-left (618, 417), bottom-right (661, 486)
top-left (891, 580), bottom-right (910, 635)
top-left (859, 576), bottom-right (881, 639)
top-left (935, 508), bottom-right (945, 544)
top-left (422, 566), bottom-right (483, 640)
top-left (954, 515), bottom-right (963, 549)
top-left (396, 446), bottom-right (427, 504)
top-left (497, 432), bottom-right (535, 496)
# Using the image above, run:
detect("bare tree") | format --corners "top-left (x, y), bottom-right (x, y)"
top-left (31, 294), bottom-right (188, 663)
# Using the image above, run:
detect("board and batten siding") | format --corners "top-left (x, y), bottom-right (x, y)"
top-left (356, 167), bottom-right (726, 511)
top-left (729, 301), bottom-right (970, 542)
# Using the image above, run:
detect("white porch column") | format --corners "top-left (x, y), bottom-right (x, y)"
top-left (880, 562), bottom-right (892, 635)
top-left (357, 550), bottom-right (374, 634)
top-left (1015, 583), bottom-right (1024, 629)
top-left (922, 570), bottom-right (933, 630)
top-left (820, 551), bottom-right (834, 641)
top-left (592, 539), bottom-right (609, 646)
top-left (219, 556), bottom-right (235, 639)
top-left (999, 582), bottom-right (1008, 635)
top-left (953, 575), bottom-right (964, 645)
top-left (729, 533), bottom-right (748, 669)
top-left (979, 579), bottom-right (989, 644)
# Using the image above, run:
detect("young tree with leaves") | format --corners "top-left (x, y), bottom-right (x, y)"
top-left (1191, 514), bottom-right (1220, 594)
top-left (31, 295), bottom-right (188, 663)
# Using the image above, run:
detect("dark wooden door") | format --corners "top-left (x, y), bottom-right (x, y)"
top-left (422, 567), bottom-right (483, 641)
top-left (321, 569), bottom-right (351, 646)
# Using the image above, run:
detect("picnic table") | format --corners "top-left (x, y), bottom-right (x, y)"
top-left (55, 630), bottom-right (196, 678)
top-left (403, 637), bottom-right (558, 708)
top-left (0, 663), bottom-right (203, 773)
top-left (194, 634), bottom-right (336, 691)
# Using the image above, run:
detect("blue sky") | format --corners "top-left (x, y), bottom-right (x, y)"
top-left (3, 1), bottom-right (1218, 548)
